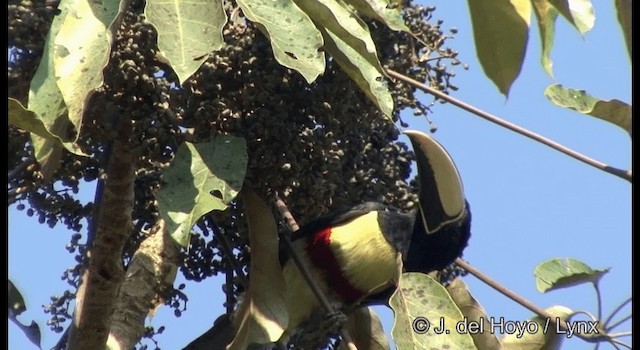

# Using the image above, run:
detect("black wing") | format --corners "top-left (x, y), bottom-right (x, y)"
top-left (290, 202), bottom-right (388, 242)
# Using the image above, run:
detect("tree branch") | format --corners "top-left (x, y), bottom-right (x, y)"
top-left (385, 69), bottom-right (632, 183)
top-left (455, 258), bottom-right (611, 344)
top-left (107, 219), bottom-right (181, 350)
top-left (273, 197), bottom-right (357, 350)
top-left (205, 216), bottom-right (248, 287)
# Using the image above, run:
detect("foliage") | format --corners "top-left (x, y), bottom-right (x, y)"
top-left (8, 280), bottom-right (42, 349)
top-left (9, 0), bottom-right (456, 347)
top-left (7, 0), bottom-right (630, 349)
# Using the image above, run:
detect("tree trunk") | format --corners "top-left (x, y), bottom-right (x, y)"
top-left (67, 140), bottom-right (135, 350)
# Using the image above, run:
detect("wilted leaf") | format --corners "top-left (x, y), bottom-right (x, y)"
top-left (157, 136), bottom-right (247, 246)
top-left (321, 27), bottom-right (393, 119)
top-left (345, 0), bottom-right (409, 32)
top-left (548, 0), bottom-right (594, 34)
top-left (227, 190), bottom-right (288, 349)
top-left (145, 0), bottom-right (227, 84)
top-left (236, 0), bottom-right (325, 83)
top-left (8, 280), bottom-right (42, 349)
top-left (447, 278), bottom-right (501, 350)
top-left (501, 305), bottom-right (573, 350)
top-left (30, 135), bottom-right (64, 182)
top-left (54, 0), bottom-right (119, 138)
top-left (534, 258), bottom-right (609, 293)
top-left (544, 84), bottom-right (631, 136)
top-left (294, 0), bottom-right (377, 58)
top-left (532, 0), bottom-right (558, 77)
top-left (339, 307), bottom-right (390, 350)
top-left (294, 0), bottom-right (392, 118)
top-left (9, 98), bottom-right (86, 156)
top-left (468, 0), bottom-right (531, 96)
top-left (389, 273), bottom-right (476, 349)
top-left (615, 0), bottom-right (631, 60)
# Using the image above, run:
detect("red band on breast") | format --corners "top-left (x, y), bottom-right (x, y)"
top-left (305, 227), bottom-right (364, 303)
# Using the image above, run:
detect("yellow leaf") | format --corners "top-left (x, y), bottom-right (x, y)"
top-left (467, 0), bottom-right (531, 96)
top-left (227, 191), bottom-right (288, 349)
top-left (339, 307), bottom-right (390, 350)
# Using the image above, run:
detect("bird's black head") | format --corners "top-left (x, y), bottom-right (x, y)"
top-left (404, 201), bottom-right (471, 272)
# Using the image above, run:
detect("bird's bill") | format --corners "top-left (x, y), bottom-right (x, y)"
top-left (404, 130), bottom-right (466, 234)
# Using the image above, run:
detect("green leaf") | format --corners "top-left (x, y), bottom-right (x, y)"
top-left (548, 0), bottom-right (594, 34)
top-left (53, 0), bottom-right (119, 139)
top-left (8, 280), bottom-right (42, 349)
top-left (344, 0), bottom-right (409, 32)
top-left (27, 0), bottom-right (86, 178)
top-left (321, 27), bottom-right (393, 119)
top-left (544, 84), bottom-right (632, 136)
top-left (28, 0), bottom-right (70, 131)
top-left (389, 273), bottom-right (476, 349)
top-left (614, 0), bottom-right (631, 61)
top-left (157, 136), bottom-right (248, 246)
top-left (532, 0), bottom-right (558, 77)
top-left (236, 0), bottom-right (325, 83)
top-left (467, 0), bottom-right (531, 96)
top-left (534, 258), bottom-right (609, 293)
top-left (447, 278), bottom-right (501, 350)
top-left (227, 191), bottom-right (288, 348)
top-left (9, 98), bottom-right (86, 156)
top-left (501, 306), bottom-right (573, 350)
top-left (145, 0), bottom-right (227, 85)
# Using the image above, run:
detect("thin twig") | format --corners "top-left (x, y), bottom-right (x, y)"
top-left (455, 258), bottom-right (609, 344)
top-left (84, 178), bottom-right (103, 251)
top-left (606, 314), bottom-right (632, 332)
top-left (7, 191), bottom-right (26, 206)
top-left (86, 145), bottom-right (109, 250)
top-left (278, 236), bottom-right (333, 310)
top-left (609, 338), bottom-right (632, 349)
top-left (8, 158), bottom-right (33, 183)
top-left (205, 216), bottom-right (249, 287)
top-left (276, 198), bottom-right (300, 231)
top-left (274, 197), bottom-right (357, 350)
top-left (594, 283), bottom-right (603, 321)
top-left (604, 297), bottom-right (632, 327)
top-left (608, 331), bottom-right (632, 338)
top-left (206, 216), bottom-right (247, 314)
top-left (609, 340), bottom-right (623, 350)
top-left (8, 185), bottom-right (29, 198)
top-left (385, 69), bottom-right (632, 182)
top-left (225, 255), bottom-right (234, 316)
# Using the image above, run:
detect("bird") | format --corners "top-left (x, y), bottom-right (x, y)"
top-left (279, 129), bottom-right (472, 343)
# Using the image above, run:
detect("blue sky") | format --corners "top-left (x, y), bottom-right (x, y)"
top-left (9, 1), bottom-right (631, 349)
